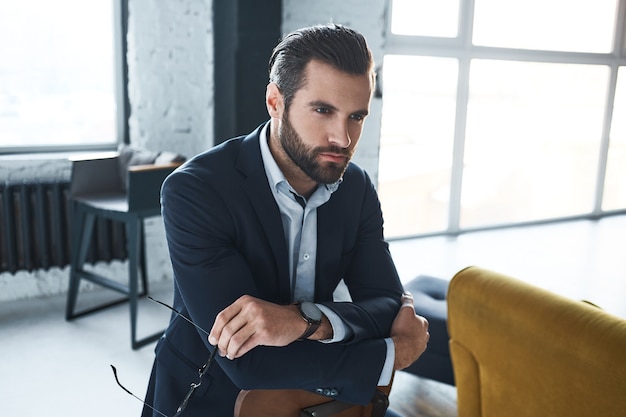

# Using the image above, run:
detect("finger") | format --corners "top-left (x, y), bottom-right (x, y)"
top-left (209, 302), bottom-right (242, 345)
top-left (401, 291), bottom-right (414, 309)
top-left (230, 330), bottom-right (259, 359)
top-left (218, 314), bottom-right (249, 359)
top-left (227, 324), bottom-right (263, 360)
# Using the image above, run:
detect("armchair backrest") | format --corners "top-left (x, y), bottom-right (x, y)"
top-left (448, 266), bottom-right (626, 417)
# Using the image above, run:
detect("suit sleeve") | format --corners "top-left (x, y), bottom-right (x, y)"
top-left (317, 169), bottom-right (404, 343)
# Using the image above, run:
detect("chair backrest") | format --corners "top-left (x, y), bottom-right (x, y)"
top-left (447, 266), bottom-right (626, 417)
top-left (70, 153), bottom-right (123, 198)
top-left (69, 147), bottom-right (184, 214)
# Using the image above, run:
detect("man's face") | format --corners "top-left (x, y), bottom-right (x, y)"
top-left (274, 60), bottom-right (373, 184)
top-left (278, 110), bottom-right (348, 184)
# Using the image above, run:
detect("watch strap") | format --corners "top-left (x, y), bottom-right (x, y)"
top-left (297, 320), bottom-right (321, 341)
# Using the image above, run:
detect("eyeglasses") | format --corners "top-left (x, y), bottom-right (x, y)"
top-left (111, 296), bottom-right (218, 417)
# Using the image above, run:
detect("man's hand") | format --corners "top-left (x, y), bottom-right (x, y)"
top-left (208, 295), bottom-right (327, 360)
top-left (390, 292), bottom-right (430, 371)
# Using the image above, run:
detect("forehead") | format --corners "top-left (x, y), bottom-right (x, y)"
top-left (294, 59), bottom-right (373, 110)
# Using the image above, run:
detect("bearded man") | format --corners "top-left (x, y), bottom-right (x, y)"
top-left (142, 23), bottom-right (429, 417)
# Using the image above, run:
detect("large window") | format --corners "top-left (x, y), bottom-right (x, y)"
top-left (0, 0), bottom-right (124, 154)
top-left (380, 0), bottom-right (626, 238)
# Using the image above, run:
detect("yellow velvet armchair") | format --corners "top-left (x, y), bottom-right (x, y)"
top-left (447, 266), bottom-right (626, 417)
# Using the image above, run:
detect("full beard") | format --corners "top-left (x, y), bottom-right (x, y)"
top-left (279, 114), bottom-right (352, 184)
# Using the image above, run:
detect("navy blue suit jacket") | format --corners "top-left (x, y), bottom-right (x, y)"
top-left (142, 123), bottom-right (404, 417)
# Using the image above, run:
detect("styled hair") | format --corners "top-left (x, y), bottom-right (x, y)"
top-left (268, 23), bottom-right (375, 109)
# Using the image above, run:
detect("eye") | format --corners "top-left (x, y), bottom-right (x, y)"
top-left (315, 107), bottom-right (331, 114)
top-left (350, 114), bottom-right (365, 122)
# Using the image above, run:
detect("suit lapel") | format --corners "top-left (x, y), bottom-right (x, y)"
top-left (236, 124), bottom-right (291, 302)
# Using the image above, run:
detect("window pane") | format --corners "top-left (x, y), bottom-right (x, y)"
top-left (378, 55), bottom-right (458, 237)
top-left (0, 0), bottom-right (117, 150)
top-left (603, 67), bottom-right (626, 210)
top-left (390, 0), bottom-right (460, 38)
top-left (462, 60), bottom-right (608, 228)
top-left (473, 0), bottom-right (617, 53)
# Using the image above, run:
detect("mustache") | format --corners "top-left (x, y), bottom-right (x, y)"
top-left (314, 146), bottom-right (351, 156)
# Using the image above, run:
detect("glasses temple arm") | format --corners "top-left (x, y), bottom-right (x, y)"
top-left (148, 296), bottom-right (211, 337)
top-left (110, 365), bottom-right (170, 417)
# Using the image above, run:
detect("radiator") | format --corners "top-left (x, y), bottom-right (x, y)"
top-left (0, 181), bottom-right (127, 274)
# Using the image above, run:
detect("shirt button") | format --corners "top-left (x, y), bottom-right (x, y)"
top-left (303, 253), bottom-right (310, 260)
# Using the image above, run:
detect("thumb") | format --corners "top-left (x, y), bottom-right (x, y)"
top-left (401, 291), bottom-right (414, 309)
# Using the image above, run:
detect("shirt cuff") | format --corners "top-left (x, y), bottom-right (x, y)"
top-left (316, 304), bottom-right (349, 343)
top-left (377, 338), bottom-right (395, 386)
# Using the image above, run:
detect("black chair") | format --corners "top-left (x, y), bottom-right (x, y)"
top-left (65, 146), bottom-right (184, 349)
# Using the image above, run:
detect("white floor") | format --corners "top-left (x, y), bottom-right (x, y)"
top-left (0, 283), bottom-right (173, 417)
top-left (1, 215), bottom-right (624, 417)
top-left (391, 215), bottom-right (626, 319)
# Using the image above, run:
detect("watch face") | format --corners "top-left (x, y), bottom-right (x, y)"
top-left (301, 301), bottom-right (322, 322)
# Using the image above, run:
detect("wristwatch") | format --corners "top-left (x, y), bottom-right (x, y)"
top-left (296, 301), bottom-right (322, 340)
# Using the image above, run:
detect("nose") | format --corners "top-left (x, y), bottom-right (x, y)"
top-left (327, 120), bottom-right (351, 149)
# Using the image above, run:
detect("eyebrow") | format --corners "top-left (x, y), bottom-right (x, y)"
top-left (307, 100), bottom-right (369, 117)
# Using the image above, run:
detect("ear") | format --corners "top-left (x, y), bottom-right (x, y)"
top-left (266, 83), bottom-right (284, 118)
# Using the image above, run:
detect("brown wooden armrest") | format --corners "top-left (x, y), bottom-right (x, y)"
top-left (234, 375), bottom-right (393, 417)
top-left (127, 161), bottom-right (182, 172)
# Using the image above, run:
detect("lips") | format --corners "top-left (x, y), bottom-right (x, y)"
top-left (319, 152), bottom-right (348, 163)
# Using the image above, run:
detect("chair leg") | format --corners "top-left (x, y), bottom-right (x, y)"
top-left (128, 218), bottom-right (163, 349)
top-left (139, 219), bottom-right (149, 296)
top-left (127, 219), bottom-right (140, 349)
top-left (66, 207), bottom-right (96, 320)
top-left (67, 210), bottom-right (163, 349)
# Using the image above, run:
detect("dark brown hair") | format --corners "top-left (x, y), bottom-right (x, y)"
top-left (268, 23), bottom-right (375, 109)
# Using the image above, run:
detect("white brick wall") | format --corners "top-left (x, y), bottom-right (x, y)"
top-left (127, 0), bottom-right (214, 160)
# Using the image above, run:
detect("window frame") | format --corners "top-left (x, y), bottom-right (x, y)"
top-left (0, 0), bottom-right (128, 155)
top-left (382, 0), bottom-right (626, 238)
